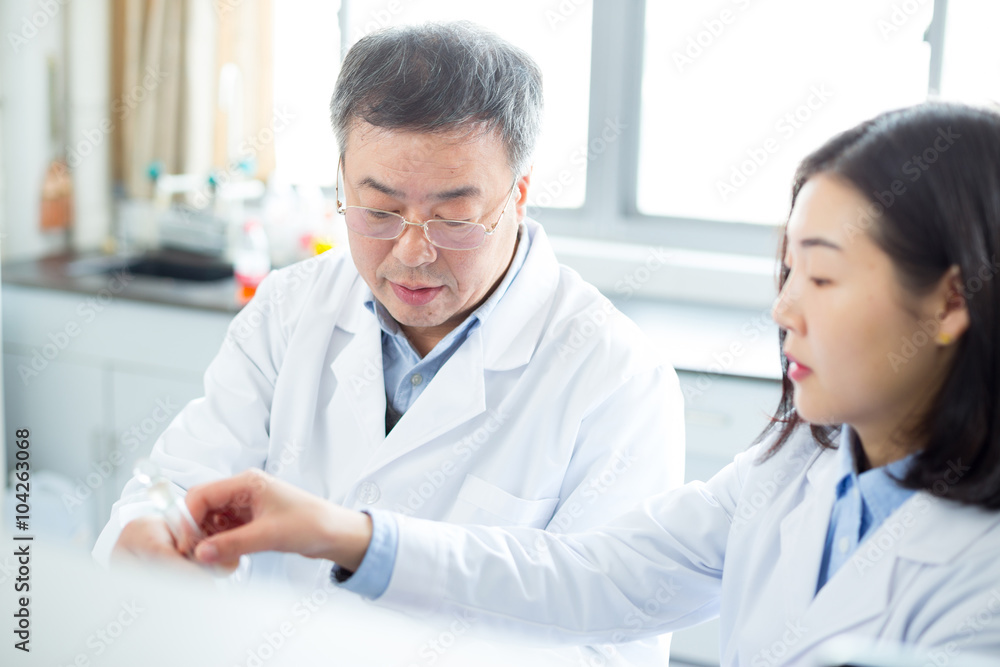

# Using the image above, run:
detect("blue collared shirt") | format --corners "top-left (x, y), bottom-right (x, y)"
top-left (815, 427), bottom-right (916, 592)
top-left (334, 508), bottom-right (398, 597)
top-left (364, 223), bottom-right (529, 432)
top-left (335, 223), bottom-right (529, 596)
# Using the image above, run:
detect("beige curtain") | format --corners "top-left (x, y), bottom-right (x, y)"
top-left (111, 0), bottom-right (274, 199)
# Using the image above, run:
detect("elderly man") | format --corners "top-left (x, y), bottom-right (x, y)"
top-left (95, 21), bottom-right (683, 664)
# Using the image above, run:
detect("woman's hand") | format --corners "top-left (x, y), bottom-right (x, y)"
top-left (184, 469), bottom-right (373, 571)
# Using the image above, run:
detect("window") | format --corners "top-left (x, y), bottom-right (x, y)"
top-left (940, 0), bottom-right (1000, 104)
top-left (273, 0), bottom-right (342, 187)
top-left (275, 1), bottom-right (997, 266)
top-left (637, 1), bottom-right (932, 226)
top-left (275, 0), bottom-right (593, 209)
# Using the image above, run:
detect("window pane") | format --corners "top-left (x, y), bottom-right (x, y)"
top-left (273, 0), bottom-right (342, 187)
top-left (940, 0), bottom-right (1000, 105)
top-left (344, 1), bottom-right (592, 208)
top-left (637, 1), bottom-right (932, 225)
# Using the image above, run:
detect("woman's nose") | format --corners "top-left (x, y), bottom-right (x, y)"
top-left (771, 283), bottom-right (803, 335)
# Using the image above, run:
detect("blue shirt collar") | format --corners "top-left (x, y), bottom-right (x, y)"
top-left (363, 221), bottom-right (529, 353)
top-left (833, 426), bottom-right (917, 527)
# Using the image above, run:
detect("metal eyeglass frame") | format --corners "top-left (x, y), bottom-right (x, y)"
top-left (335, 160), bottom-right (517, 251)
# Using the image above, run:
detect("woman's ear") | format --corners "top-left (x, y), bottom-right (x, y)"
top-left (934, 265), bottom-right (970, 346)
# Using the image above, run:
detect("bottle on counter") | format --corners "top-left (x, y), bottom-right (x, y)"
top-left (234, 218), bottom-right (271, 304)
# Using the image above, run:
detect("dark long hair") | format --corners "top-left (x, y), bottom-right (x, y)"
top-left (756, 102), bottom-right (1000, 508)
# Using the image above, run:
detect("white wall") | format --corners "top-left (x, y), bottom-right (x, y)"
top-left (66, 0), bottom-right (112, 251)
top-left (1, 0), bottom-right (66, 260)
top-left (0, 0), bottom-right (110, 261)
top-left (0, 5), bottom-right (6, 501)
top-left (0, 88), bottom-right (5, 496)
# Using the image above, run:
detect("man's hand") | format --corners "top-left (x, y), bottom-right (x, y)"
top-left (185, 469), bottom-right (373, 571)
top-left (111, 515), bottom-right (206, 575)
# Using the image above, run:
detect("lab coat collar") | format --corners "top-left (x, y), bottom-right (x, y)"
top-left (335, 218), bottom-right (557, 373)
top-left (326, 273), bottom-right (390, 451)
top-left (771, 436), bottom-right (897, 660)
top-left (348, 326), bottom-right (487, 479)
top-left (329, 304), bottom-right (387, 452)
top-left (821, 425), bottom-right (993, 566)
top-left (895, 493), bottom-right (1000, 565)
top-left (785, 490), bottom-right (1000, 662)
top-left (803, 427), bottom-right (842, 489)
top-left (363, 221), bottom-right (560, 469)
top-left (333, 268), bottom-right (379, 336)
top-left (779, 429), bottom-right (1000, 662)
top-left (480, 218), bottom-right (560, 371)
top-left (776, 436), bottom-right (840, 620)
top-left (329, 220), bottom-right (559, 476)
top-left (376, 329), bottom-right (488, 462)
top-left (326, 307), bottom-right (489, 475)
top-left (360, 221), bottom-right (530, 335)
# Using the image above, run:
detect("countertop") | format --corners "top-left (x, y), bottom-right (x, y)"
top-left (2, 252), bottom-right (783, 381)
top-left (1, 251), bottom-right (244, 314)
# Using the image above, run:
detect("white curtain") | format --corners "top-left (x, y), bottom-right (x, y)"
top-left (114, 0), bottom-right (274, 198)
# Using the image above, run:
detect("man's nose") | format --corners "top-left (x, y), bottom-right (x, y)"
top-left (392, 223), bottom-right (437, 267)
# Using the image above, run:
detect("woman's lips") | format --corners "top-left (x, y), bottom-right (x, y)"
top-left (390, 281), bottom-right (444, 306)
top-left (785, 352), bottom-right (813, 382)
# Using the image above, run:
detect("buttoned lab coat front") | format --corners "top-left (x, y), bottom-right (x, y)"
top-left (373, 425), bottom-right (1000, 666)
top-left (93, 219), bottom-right (684, 660)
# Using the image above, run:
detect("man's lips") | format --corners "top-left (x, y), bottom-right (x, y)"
top-left (389, 281), bottom-right (444, 306)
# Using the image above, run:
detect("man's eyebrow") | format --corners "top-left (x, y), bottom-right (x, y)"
top-left (799, 237), bottom-right (842, 251)
top-left (357, 177), bottom-right (404, 199)
top-left (356, 178), bottom-right (482, 202)
top-left (431, 185), bottom-right (482, 201)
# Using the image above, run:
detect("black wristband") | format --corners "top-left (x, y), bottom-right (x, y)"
top-left (331, 563), bottom-right (355, 583)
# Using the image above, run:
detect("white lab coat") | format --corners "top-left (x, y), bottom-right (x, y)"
top-left (94, 219), bottom-right (684, 665)
top-left (374, 425), bottom-right (1000, 666)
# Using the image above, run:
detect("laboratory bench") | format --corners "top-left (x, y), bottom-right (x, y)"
top-left (2, 251), bottom-right (783, 667)
top-left (1, 249), bottom-right (245, 314)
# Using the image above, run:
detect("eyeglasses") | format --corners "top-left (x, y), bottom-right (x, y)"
top-left (335, 161), bottom-right (517, 251)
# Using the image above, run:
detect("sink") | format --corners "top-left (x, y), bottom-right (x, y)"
top-left (121, 249), bottom-right (234, 281)
top-left (66, 249), bottom-right (233, 282)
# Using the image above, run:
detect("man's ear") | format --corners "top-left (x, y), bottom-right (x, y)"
top-left (514, 166), bottom-right (532, 221)
top-left (934, 265), bottom-right (970, 345)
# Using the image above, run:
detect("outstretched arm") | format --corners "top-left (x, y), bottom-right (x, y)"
top-left (186, 450), bottom-right (752, 644)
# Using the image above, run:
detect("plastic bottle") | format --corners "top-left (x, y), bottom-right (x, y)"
top-left (234, 218), bottom-right (271, 304)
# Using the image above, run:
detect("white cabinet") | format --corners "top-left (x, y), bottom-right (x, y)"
top-left (2, 352), bottom-right (105, 534)
top-left (668, 371), bottom-right (781, 667)
top-left (107, 369), bottom-right (206, 523)
top-left (2, 284), bottom-right (232, 545)
top-left (679, 371), bottom-right (781, 483)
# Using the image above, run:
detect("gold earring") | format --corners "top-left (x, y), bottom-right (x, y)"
top-left (937, 333), bottom-right (952, 345)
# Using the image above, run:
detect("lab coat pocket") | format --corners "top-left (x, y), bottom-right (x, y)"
top-left (447, 473), bottom-right (560, 528)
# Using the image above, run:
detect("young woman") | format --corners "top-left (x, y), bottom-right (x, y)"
top-left (184, 102), bottom-right (1000, 664)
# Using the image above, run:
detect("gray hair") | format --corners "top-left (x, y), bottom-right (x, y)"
top-left (330, 21), bottom-right (543, 176)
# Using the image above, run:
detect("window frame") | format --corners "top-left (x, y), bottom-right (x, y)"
top-left (538, 0), bottom-right (951, 261)
top-left (332, 0), bottom-right (952, 307)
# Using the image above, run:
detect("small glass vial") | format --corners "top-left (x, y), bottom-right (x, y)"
top-left (132, 458), bottom-right (205, 556)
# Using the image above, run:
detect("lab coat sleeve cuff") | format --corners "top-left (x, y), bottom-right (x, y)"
top-left (373, 513), bottom-right (450, 614)
top-left (330, 508), bottom-right (398, 599)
